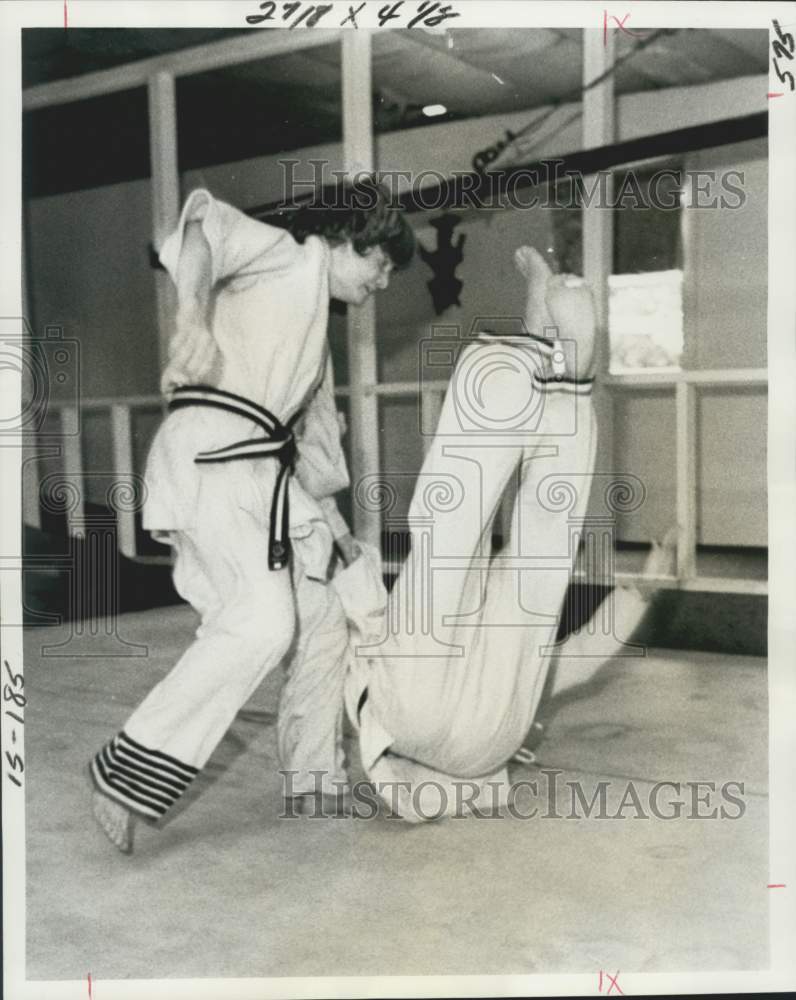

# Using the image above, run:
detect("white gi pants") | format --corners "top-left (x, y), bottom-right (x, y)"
top-left (91, 471), bottom-right (349, 821)
top-left (341, 339), bottom-right (598, 822)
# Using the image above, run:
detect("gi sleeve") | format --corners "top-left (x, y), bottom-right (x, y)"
top-left (318, 496), bottom-right (351, 543)
top-left (294, 353), bottom-right (351, 541)
top-left (159, 188), bottom-right (298, 290)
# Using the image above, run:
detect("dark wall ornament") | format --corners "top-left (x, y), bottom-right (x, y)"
top-left (419, 213), bottom-right (466, 316)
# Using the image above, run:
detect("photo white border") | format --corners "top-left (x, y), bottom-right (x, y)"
top-left (2, 2), bottom-right (795, 997)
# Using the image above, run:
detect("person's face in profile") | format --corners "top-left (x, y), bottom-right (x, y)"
top-left (329, 242), bottom-right (393, 305)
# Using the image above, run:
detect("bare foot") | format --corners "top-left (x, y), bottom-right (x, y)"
top-left (92, 790), bottom-right (134, 854)
top-left (515, 247), bottom-right (597, 379)
top-left (545, 275), bottom-right (597, 379)
top-left (511, 721), bottom-right (545, 766)
top-left (635, 526), bottom-right (678, 601)
top-left (514, 245), bottom-right (555, 338)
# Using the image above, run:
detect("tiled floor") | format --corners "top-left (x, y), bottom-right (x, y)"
top-left (23, 605), bottom-right (768, 980)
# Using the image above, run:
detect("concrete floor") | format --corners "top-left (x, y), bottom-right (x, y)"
top-left (23, 605), bottom-right (768, 980)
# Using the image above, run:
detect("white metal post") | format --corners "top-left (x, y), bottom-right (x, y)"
top-left (60, 407), bottom-right (84, 537)
top-left (675, 379), bottom-right (698, 578)
top-left (582, 28), bottom-right (616, 573)
top-left (420, 387), bottom-right (444, 456)
top-left (21, 214), bottom-right (41, 530)
top-left (110, 404), bottom-right (138, 560)
top-left (148, 71), bottom-right (181, 378)
top-left (582, 29), bottom-right (615, 338)
top-left (342, 31), bottom-right (381, 549)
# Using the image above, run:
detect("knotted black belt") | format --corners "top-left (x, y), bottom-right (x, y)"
top-left (168, 385), bottom-right (302, 571)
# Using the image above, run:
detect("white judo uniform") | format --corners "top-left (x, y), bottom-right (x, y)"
top-left (336, 336), bottom-right (602, 822)
top-left (91, 190), bottom-right (353, 819)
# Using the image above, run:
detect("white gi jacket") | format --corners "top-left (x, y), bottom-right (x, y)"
top-left (143, 189), bottom-right (350, 578)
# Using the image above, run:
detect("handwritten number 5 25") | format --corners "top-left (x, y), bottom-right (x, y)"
top-left (772, 20), bottom-right (795, 91)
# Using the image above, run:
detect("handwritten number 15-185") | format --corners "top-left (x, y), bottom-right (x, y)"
top-left (4, 660), bottom-right (25, 787)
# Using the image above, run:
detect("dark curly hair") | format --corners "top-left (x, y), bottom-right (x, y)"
top-left (285, 176), bottom-right (415, 270)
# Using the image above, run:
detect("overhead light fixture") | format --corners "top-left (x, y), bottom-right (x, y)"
top-left (422, 104), bottom-right (447, 118)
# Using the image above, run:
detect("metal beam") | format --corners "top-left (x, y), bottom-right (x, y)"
top-left (571, 570), bottom-right (767, 596)
top-left (23, 29), bottom-right (343, 111)
top-left (60, 407), bottom-right (85, 538)
top-left (242, 112), bottom-right (766, 224)
top-left (20, 219), bottom-right (41, 530)
top-left (582, 27), bottom-right (615, 557)
top-left (604, 368), bottom-right (768, 388)
top-left (396, 27), bottom-right (522, 102)
top-left (582, 27), bottom-right (615, 356)
top-left (148, 71), bottom-right (180, 377)
top-left (675, 381), bottom-right (698, 579)
top-left (110, 405), bottom-right (137, 559)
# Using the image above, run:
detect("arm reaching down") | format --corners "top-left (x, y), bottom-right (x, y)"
top-left (333, 529), bottom-right (361, 567)
top-left (294, 353), bottom-right (351, 542)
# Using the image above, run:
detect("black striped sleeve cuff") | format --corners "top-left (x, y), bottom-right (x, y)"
top-left (533, 373), bottom-right (595, 394)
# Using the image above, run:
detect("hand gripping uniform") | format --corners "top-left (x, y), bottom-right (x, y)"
top-left (91, 190), bottom-right (352, 818)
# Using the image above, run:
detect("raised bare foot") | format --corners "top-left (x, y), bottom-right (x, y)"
top-left (515, 246), bottom-right (597, 379)
top-left (92, 790), bottom-right (134, 854)
top-left (635, 526), bottom-right (678, 601)
top-left (514, 245), bottom-right (555, 338)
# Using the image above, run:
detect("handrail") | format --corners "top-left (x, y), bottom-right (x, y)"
top-left (603, 367), bottom-right (768, 388)
top-left (29, 366), bottom-right (769, 595)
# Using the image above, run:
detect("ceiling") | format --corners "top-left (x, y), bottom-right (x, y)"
top-left (22, 27), bottom-right (767, 197)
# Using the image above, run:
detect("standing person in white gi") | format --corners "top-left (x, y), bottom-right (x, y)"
top-left (90, 180), bottom-right (414, 852)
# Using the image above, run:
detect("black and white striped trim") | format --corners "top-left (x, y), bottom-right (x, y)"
top-left (532, 373), bottom-right (594, 395)
top-left (193, 439), bottom-right (287, 462)
top-left (168, 385), bottom-right (300, 570)
top-left (169, 384), bottom-right (281, 432)
top-left (475, 330), bottom-right (556, 356)
top-left (90, 731), bottom-right (198, 820)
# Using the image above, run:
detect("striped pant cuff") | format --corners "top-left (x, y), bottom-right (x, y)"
top-left (533, 373), bottom-right (595, 394)
top-left (90, 731), bottom-right (198, 821)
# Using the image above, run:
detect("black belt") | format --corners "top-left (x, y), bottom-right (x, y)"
top-left (168, 385), bottom-right (302, 571)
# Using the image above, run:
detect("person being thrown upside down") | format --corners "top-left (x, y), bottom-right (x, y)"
top-left (336, 244), bottom-right (675, 822)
